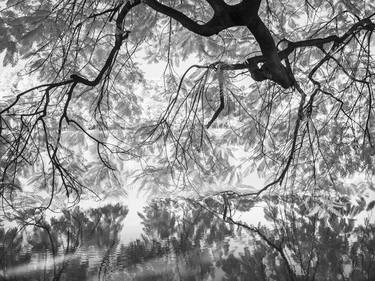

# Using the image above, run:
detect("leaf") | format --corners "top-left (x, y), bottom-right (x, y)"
top-left (20, 25), bottom-right (43, 54)
top-left (366, 200), bottom-right (375, 211)
top-left (327, 205), bottom-right (342, 217)
top-left (288, 18), bottom-right (297, 29)
top-left (257, 160), bottom-right (266, 175)
top-left (6, 0), bottom-right (19, 7)
top-left (3, 42), bottom-right (17, 66)
top-left (307, 205), bottom-right (320, 217)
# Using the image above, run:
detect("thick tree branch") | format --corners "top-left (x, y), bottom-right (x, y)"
top-left (143, 0), bottom-right (262, 36)
top-left (143, 1), bottom-right (374, 89)
top-left (279, 16), bottom-right (375, 59)
top-left (143, 0), bottom-right (293, 87)
top-left (205, 0), bottom-right (226, 11)
top-left (215, 17), bottom-right (374, 79)
top-left (247, 16), bottom-right (293, 88)
top-left (143, 0), bottom-right (222, 36)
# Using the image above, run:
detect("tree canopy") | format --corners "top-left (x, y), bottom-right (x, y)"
top-left (0, 0), bottom-right (375, 211)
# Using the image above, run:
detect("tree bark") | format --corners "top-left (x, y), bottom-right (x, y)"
top-left (143, 0), bottom-right (294, 88)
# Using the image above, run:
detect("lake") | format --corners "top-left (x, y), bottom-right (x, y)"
top-left (0, 193), bottom-right (374, 281)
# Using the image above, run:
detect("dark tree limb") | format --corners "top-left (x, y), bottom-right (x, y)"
top-left (143, 0), bottom-right (223, 36)
top-left (247, 16), bottom-right (294, 88)
top-left (205, 0), bottom-right (226, 11)
top-left (143, 1), bottom-right (374, 89)
top-left (214, 16), bottom-right (374, 78)
top-left (143, 0), bottom-right (260, 35)
top-left (206, 66), bottom-right (225, 128)
top-left (143, 0), bottom-right (294, 87)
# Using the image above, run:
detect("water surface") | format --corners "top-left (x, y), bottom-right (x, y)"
top-left (1, 196), bottom-right (374, 281)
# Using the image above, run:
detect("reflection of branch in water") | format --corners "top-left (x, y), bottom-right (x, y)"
top-left (226, 217), bottom-right (297, 281)
top-left (98, 239), bottom-right (118, 280)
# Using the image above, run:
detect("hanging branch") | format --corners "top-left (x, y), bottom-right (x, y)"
top-left (206, 63), bottom-right (225, 128)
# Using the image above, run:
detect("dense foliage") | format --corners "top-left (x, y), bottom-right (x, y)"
top-left (0, 0), bottom-right (374, 214)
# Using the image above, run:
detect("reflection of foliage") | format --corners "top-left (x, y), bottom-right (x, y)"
top-left (0, 203), bottom-right (127, 280)
top-left (106, 197), bottom-right (375, 281)
top-left (0, 227), bottom-right (31, 272)
top-left (50, 203), bottom-right (128, 249)
top-left (101, 198), bottom-right (234, 281)
top-left (141, 198), bottom-right (233, 245)
top-left (220, 194), bottom-right (375, 281)
top-left (1, 198), bottom-right (374, 280)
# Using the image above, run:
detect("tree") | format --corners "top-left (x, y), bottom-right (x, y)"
top-left (0, 0), bottom-right (374, 210)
